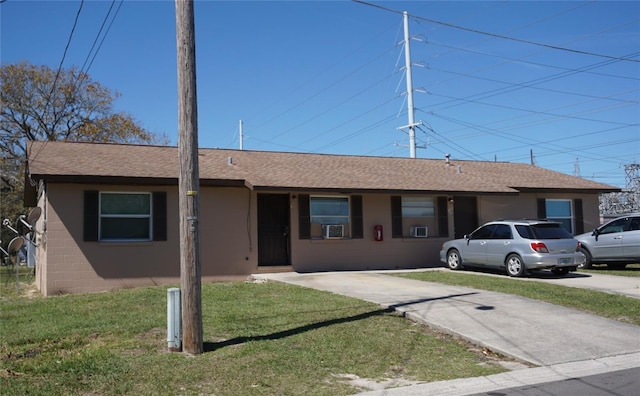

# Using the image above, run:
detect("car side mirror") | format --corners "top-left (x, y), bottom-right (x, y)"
top-left (592, 229), bottom-right (599, 241)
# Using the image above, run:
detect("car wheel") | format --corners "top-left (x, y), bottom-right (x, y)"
top-left (551, 267), bottom-right (570, 276)
top-left (446, 249), bottom-right (463, 270)
top-left (506, 254), bottom-right (525, 277)
top-left (579, 247), bottom-right (592, 269)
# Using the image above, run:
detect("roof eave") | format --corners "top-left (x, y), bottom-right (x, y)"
top-left (514, 187), bottom-right (621, 194)
top-left (31, 175), bottom-right (249, 188)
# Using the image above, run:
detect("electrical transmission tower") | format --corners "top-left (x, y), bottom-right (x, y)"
top-left (599, 162), bottom-right (640, 216)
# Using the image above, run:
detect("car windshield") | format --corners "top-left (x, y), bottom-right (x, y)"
top-left (515, 223), bottom-right (572, 239)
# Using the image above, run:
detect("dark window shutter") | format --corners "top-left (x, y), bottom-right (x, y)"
top-left (84, 190), bottom-right (99, 241)
top-left (573, 198), bottom-right (584, 235)
top-left (153, 192), bottom-right (167, 241)
top-left (537, 198), bottom-right (547, 219)
top-left (350, 195), bottom-right (363, 239)
top-left (437, 196), bottom-right (449, 238)
top-left (298, 194), bottom-right (310, 239)
top-left (391, 196), bottom-right (403, 238)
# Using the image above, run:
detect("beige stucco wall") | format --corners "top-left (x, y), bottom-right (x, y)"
top-left (35, 182), bottom-right (604, 296)
top-left (199, 187), bottom-right (258, 277)
top-left (477, 192), bottom-right (601, 231)
top-left (38, 184), bottom-right (257, 296)
top-left (290, 194), bottom-right (447, 272)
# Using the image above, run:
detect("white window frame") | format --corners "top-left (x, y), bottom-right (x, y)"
top-left (309, 195), bottom-right (350, 225)
top-left (545, 199), bottom-right (573, 234)
top-left (401, 196), bottom-right (435, 218)
top-left (99, 192), bottom-right (153, 241)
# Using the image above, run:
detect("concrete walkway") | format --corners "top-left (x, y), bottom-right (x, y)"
top-left (252, 270), bottom-right (640, 395)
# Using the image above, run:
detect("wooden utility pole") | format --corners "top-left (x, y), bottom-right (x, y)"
top-left (175, 0), bottom-right (202, 355)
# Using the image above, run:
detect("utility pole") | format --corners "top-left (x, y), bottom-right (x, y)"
top-left (396, 11), bottom-right (423, 158)
top-left (175, 0), bottom-right (202, 355)
top-left (530, 149), bottom-right (536, 166)
top-left (403, 11), bottom-right (416, 159)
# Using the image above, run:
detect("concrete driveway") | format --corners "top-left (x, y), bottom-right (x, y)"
top-left (253, 269), bottom-right (640, 395)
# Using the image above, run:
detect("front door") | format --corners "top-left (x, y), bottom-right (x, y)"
top-left (258, 194), bottom-right (291, 266)
top-left (453, 196), bottom-right (478, 239)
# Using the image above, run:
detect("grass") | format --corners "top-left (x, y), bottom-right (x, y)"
top-left (395, 268), bottom-right (640, 326)
top-left (578, 263), bottom-right (640, 277)
top-left (0, 265), bottom-right (35, 297)
top-left (2, 265), bottom-right (638, 395)
top-left (1, 280), bottom-right (510, 396)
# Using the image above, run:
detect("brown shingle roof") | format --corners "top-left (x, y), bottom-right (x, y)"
top-left (27, 141), bottom-right (619, 194)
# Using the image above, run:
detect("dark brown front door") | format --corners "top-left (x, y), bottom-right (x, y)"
top-left (258, 194), bottom-right (291, 266)
top-left (453, 196), bottom-right (478, 239)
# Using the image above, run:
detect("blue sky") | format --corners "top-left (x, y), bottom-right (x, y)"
top-left (1, 0), bottom-right (638, 189)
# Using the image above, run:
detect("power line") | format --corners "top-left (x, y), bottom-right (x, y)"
top-left (73, 0), bottom-right (124, 94)
top-left (43, 0), bottom-right (84, 114)
top-left (31, 0), bottom-right (85, 168)
top-left (352, 0), bottom-right (640, 63)
top-left (427, 52), bottom-right (640, 114)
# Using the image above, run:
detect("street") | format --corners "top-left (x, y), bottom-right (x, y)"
top-left (470, 367), bottom-right (640, 396)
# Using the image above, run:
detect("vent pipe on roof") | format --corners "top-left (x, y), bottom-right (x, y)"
top-left (228, 156), bottom-right (233, 166)
top-left (445, 153), bottom-right (451, 166)
top-left (457, 165), bottom-right (462, 174)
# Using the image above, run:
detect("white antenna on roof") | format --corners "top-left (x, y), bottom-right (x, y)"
top-left (239, 119), bottom-right (244, 150)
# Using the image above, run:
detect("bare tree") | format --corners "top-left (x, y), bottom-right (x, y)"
top-left (0, 61), bottom-right (168, 245)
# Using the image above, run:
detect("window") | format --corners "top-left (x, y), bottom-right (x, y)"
top-left (84, 191), bottom-right (167, 242)
top-left (391, 196), bottom-right (446, 238)
top-left (402, 197), bottom-right (434, 217)
top-left (298, 195), bottom-right (362, 240)
top-left (471, 224), bottom-right (495, 239)
top-left (100, 193), bottom-right (152, 240)
top-left (492, 224), bottom-right (512, 239)
top-left (537, 198), bottom-right (584, 235)
top-left (599, 218), bottom-right (628, 235)
top-left (516, 223), bottom-right (572, 239)
top-left (310, 196), bottom-right (349, 225)
top-left (545, 199), bottom-right (573, 233)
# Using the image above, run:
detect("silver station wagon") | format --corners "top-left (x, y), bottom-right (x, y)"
top-left (440, 219), bottom-right (585, 277)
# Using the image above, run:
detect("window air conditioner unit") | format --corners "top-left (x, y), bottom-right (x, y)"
top-left (410, 226), bottom-right (428, 238)
top-left (322, 224), bottom-right (344, 239)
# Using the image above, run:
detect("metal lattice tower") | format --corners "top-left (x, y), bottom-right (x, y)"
top-left (625, 163), bottom-right (640, 193)
top-left (599, 162), bottom-right (640, 215)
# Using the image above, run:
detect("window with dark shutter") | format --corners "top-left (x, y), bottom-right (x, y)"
top-left (391, 196), bottom-right (402, 238)
top-left (573, 199), bottom-right (584, 235)
top-left (153, 192), bottom-right (167, 241)
top-left (84, 190), bottom-right (167, 242)
top-left (542, 199), bottom-right (575, 234)
top-left (437, 196), bottom-right (448, 237)
top-left (84, 190), bottom-right (99, 241)
top-left (298, 194), bottom-right (310, 239)
top-left (537, 198), bottom-right (546, 219)
top-left (350, 195), bottom-right (363, 239)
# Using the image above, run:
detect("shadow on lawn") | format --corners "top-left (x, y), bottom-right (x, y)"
top-left (204, 292), bottom-right (478, 352)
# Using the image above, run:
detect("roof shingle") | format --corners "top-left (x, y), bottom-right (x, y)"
top-left (27, 141), bottom-right (619, 194)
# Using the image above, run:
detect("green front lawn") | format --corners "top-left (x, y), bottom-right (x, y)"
top-left (1, 281), bottom-right (510, 396)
